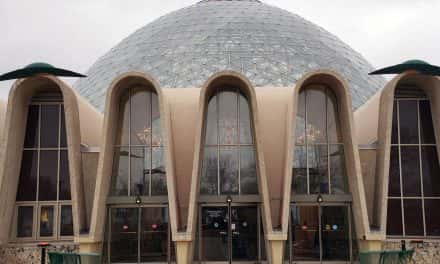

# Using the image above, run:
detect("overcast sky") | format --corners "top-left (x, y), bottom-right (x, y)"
top-left (0, 0), bottom-right (439, 100)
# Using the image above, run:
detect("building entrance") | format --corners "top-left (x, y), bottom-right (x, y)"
top-left (196, 204), bottom-right (266, 263)
top-left (286, 203), bottom-right (353, 264)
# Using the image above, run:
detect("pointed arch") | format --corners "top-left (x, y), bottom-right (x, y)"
top-left (0, 75), bottom-right (90, 244)
top-left (375, 73), bottom-right (440, 236)
top-left (183, 71), bottom-right (273, 244)
top-left (282, 70), bottom-right (371, 242)
top-left (86, 72), bottom-right (178, 247)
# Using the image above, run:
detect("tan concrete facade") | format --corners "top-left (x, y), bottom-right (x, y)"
top-left (1, 71), bottom-right (440, 263)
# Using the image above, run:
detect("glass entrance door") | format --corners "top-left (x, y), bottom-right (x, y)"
top-left (286, 204), bottom-right (353, 263)
top-left (106, 206), bottom-right (172, 264)
top-left (197, 205), bottom-right (264, 263)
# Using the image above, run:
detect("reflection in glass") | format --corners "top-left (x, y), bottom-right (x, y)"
top-left (16, 150), bottom-right (38, 201)
top-left (295, 91), bottom-right (306, 145)
top-left (306, 87), bottom-right (326, 143)
top-left (40, 105), bottom-right (59, 148)
top-left (424, 199), bottom-right (440, 236)
top-left (399, 100), bottom-right (418, 144)
top-left (38, 150), bottom-right (58, 201)
top-left (39, 206), bottom-right (54, 237)
top-left (152, 147), bottom-right (167, 195)
top-left (231, 207), bottom-right (258, 261)
top-left (219, 91), bottom-right (238, 145)
top-left (17, 206), bottom-right (33, 238)
top-left (60, 205), bottom-right (73, 236)
top-left (201, 207), bottom-right (228, 261)
top-left (131, 88), bottom-right (151, 146)
top-left (140, 207), bottom-right (169, 262)
top-left (60, 106), bottom-right (67, 147)
top-left (329, 145), bottom-right (347, 194)
top-left (420, 100), bottom-right (435, 144)
top-left (388, 147), bottom-right (401, 197)
top-left (24, 105), bottom-right (39, 148)
top-left (401, 146), bottom-right (421, 196)
top-left (292, 146), bottom-right (307, 194)
top-left (130, 147), bottom-right (149, 196)
top-left (422, 147), bottom-right (440, 197)
top-left (321, 206), bottom-right (349, 261)
top-left (59, 150), bottom-right (71, 200)
top-left (327, 90), bottom-right (342, 143)
top-left (403, 199), bottom-right (424, 236)
top-left (111, 147), bottom-right (129, 196)
top-left (308, 145), bottom-right (328, 194)
top-left (116, 92), bottom-right (130, 146)
top-left (200, 147), bottom-right (218, 195)
top-left (152, 94), bottom-right (163, 146)
top-left (240, 147), bottom-right (257, 194)
top-left (391, 103), bottom-right (398, 144)
top-left (220, 147), bottom-right (239, 194)
top-left (205, 96), bottom-right (218, 145)
top-left (291, 206), bottom-right (320, 261)
top-left (239, 95), bottom-right (252, 144)
top-left (110, 208), bottom-right (138, 263)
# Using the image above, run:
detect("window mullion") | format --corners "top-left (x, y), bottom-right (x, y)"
top-left (305, 90), bottom-right (310, 195)
top-left (396, 100), bottom-right (406, 236)
top-left (417, 100), bottom-right (427, 236)
top-left (128, 87), bottom-right (132, 197)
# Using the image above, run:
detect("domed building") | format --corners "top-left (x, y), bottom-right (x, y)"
top-left (1, 0), bottom-right (440, 264)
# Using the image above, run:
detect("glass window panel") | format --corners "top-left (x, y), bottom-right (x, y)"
top-left (327, 89), bottom-right (342, 143)
top-left (140, 207), bottom-right (169, 262)
top-left (401, 146), bottom-right (421, 196)
top-left (388, 147), bottom-right (401, 197)
top-left (200, 147), bottom-right (218, 195)
top-left (110, 208), bottom-right (138, 263)
top-left (60, 205), bottom-right (73, 236)
top-left (17, 206), bottom-right (34, 238)
top-left (38, 150), bottom-right (58, 201)
top-left (424, 199), bottom-right (440, 236)
top-left (116, 91), bottom-right (130, 145)
top-left (329, 144), bottom-right (347, 194)
top-left (399, 100), bottom-right (419, 144)
top-left (16, 150), bottom-right (38, 201)
top-left (240, 146), bottom-right (258, 194)
top-left (290, 205), bottom-right (320, 261)
top-left (130, 147), bottom-right (150, 196)
top-left (151, 93), bottom-right (163, 146)
top-left (403, 199), bottom-right (424, 236)
top-left (422, 146), bottom-right (440, 197)
top-left (308, 144), bottom-right (328, 194)
top-left (39, 206), bottom-right (54, 237)
top-left (151, 147), bottom-right (167, 195)
top-left (60, 105), bottom-right (67, 147)
top-left (59, 150), bottom-right (71, 200)
top-left (24, 105), bottom-right (39, 148)
top-left (321, 206), bottom-right (349, 261)
top-left (131, 88), bottom-right (151, 146)
top-left (391, 102), bottom-right (398, 144)
top-left (420, 100), bottom-right (436, 144)
top-left (205, 97), bottom-right (218, 145)
top-left (219, 91), bottom-right (238, 145)
top-left (220, 146), bottom-right (239, 194)
top-left (292, 145), bottom-right (307, 194)
top-left (40, 105), bottom-right (59, 148)
top-left (306, 87), bottom-right (326, 143)
top-left (239, 94), bottom-right (253, 144)
top-left (386, 199), bottom-right (403, 236)
top-left (111, 147), bottom-right (129, 196)
top-left (295, 91), bottom-right (306, 145)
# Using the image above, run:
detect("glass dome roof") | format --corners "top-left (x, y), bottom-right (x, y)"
top-left (74, 0), bottom-right (385, 111)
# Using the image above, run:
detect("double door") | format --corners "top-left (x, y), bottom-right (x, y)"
top-left (286, 204), bottom-right (354, 263)
top-left (196, 204), bottom-right (266, 263)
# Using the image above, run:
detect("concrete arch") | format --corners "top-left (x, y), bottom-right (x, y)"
top-left (84, 72), bottom-right (178, 250)
top-left (282, 70), bottom-right (372, 244)
top-left (177, 71), bottom-right (274, 262)
top-left (0, 75), bottom-right (94, 244)
top-left (374, 73), bottom-right (440, 235)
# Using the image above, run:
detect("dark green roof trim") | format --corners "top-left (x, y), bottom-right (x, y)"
top-left (0, 62), bottom-right (86, 81)
top-left (370, 59), bottom-right (440, 76)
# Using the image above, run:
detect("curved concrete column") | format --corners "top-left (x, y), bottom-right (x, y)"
top-left (375, 73), bottom-right (440, 235)
top-left (0, 75), bottom-right (87, 244)
top-left (84, 72), bottom-right (178, 250)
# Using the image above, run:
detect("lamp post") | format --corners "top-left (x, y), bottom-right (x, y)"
top-left (38, 242), bottom-right (50, 264)
top-left (226, 196), bottom-right (232, 264)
